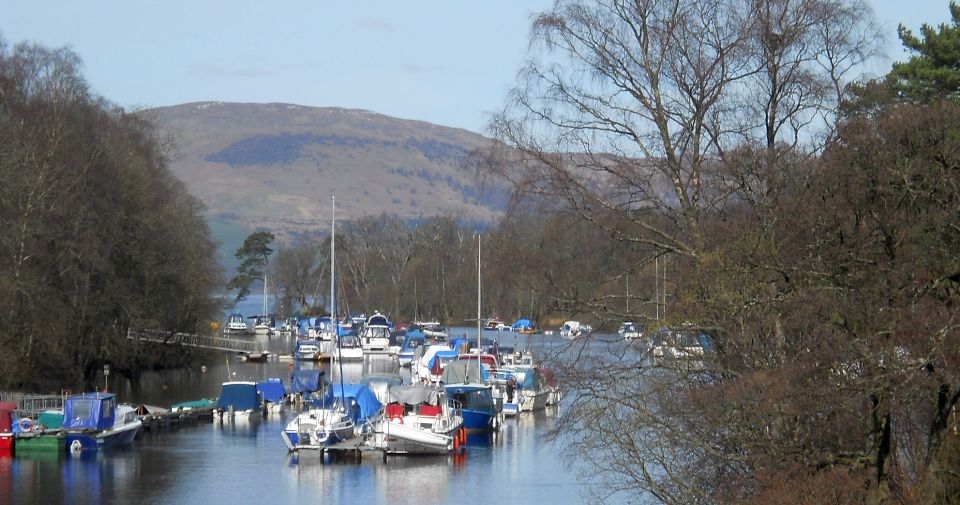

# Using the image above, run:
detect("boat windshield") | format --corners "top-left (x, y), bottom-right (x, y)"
top-left (451, 389), bottom-right (493, 410)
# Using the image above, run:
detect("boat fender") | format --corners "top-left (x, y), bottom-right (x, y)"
top-left (16, 418), bottom-right (33, 432)
top-left (69, 439), bottom-right (83, 453)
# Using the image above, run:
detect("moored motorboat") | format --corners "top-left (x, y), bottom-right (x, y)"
top-left (332, 333), bottom-right (364, 361)
top-left (398, 331), bottom-right (426, 367)
top-left (507, 366), bottom-right (551, 412)
top-left (256, 378), bottom-right (287, 413)
top-left (618, 321), bottom-right (643, 340)
top-left (281, 405), bottom-right (355, 452)
top-left (14, 410), bottom-right (65, 454)
top-left (62, 393), bottom-right (142, 452)
top-left (360, 312), bottom-right (392, 354)
top-left (511, 318), bottom-right (537, 334)
top-left (225, 312), bottom-right (248, 334)
top-left (368, 384), bottom-right (464, 455)
top-left (560, 320), bottom-right (592, 339)
top-left (214, 381), bottom-right (263, 421)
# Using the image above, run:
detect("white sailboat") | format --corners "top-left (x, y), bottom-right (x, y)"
top-left (253, 272), bottom-right (271, 335)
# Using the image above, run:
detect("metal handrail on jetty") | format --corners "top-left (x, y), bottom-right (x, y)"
top-left (127, 328), bottom-right (263, 354)
top-left (0, 391), bottom-right (66, 417)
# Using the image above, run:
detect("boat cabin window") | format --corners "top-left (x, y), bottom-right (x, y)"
top-left (71, 399), bottom-right (95, 420)
top-left (101, 398), bottom-right (115, 418)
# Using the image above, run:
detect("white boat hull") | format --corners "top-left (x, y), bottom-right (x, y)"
top-left (520, 389), bottom-right (551, 412)
top-left (369, 414), bottom-right (462, 454)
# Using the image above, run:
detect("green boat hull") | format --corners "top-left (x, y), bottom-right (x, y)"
top-left (15, 435), bottom-right (65, 453)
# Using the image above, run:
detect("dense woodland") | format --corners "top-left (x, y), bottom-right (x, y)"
top-left (485, 1), bottom-right (960, 504)
top-left (0, 39), bottom-right (222, 391)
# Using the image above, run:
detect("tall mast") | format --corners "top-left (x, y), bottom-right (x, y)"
top-left (477, 234), bottom-right (482, 380)
top-left (332, 196), bottom-right (345, 396)
top-left (626, 274), bottom-right (630, 315)
top-left (330, 196), bottom-right (336, 325)
top-left (655, 256), bottom-right (660, 321)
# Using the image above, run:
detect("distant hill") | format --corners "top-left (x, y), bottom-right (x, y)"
top-left (146, 102), bottom-right (504, 253)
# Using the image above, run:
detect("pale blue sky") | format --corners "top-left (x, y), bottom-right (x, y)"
top-left (1, 1), bottom-right (951, 135)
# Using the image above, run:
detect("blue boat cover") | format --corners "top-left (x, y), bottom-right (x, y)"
top-left (63, 392), bottom-right (116, 430)
top-left (512, 367), bottom-right (541, 390)
top-left (449, 337), bottom-right (470, 353)
top-left (318, 384), bottom-right (381, 423)
top-left (427, 350), bottom-right (460, 369)
top-left (400, 333), bottom-right (426, 355)
top-left (216, 382), bottom-right (261, 411)
top-left (367, 314), bottom-right (389, 327)
top-left (256, 378), bottom-right (287, 403)
top-left (511, 319), bottom-right (533, 330)
top-left (292, 369), bottom-right (323, 394)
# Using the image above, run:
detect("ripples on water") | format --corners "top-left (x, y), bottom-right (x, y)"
top-left (4, 328), bottom-right (604, 505)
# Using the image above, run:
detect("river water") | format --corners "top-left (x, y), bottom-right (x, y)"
top-left (4, 327), bottom-right (599, 505)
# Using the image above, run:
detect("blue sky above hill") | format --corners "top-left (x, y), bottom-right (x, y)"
top-left (1, 1), bottom-right (950, 134)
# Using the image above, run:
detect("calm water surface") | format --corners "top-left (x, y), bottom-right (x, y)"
top-left (4, 327), bottom-right (597, 505)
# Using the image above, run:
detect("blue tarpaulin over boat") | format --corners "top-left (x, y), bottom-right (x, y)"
top-left (427, 350), bottom-right (460, 369)
top-left (449, 338), bottom-right (470, 353)
top-left (291, 369), bottom-right (323, 394)
top-left (317, 384), bottom-right (381, 424)
top-left (511, 319), bottom-right (533, 330)
top-left (511, 367), bottom-right (541, 390)
top-left (216, 382), bottom-right (261, 411)
top-left (256, 378), bottom-right (287, 403)
top-left (63, 392), bottom-right (116, 430)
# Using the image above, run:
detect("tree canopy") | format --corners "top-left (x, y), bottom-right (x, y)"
top-left (888, 1), bottom-right (960, 102)
top-left (0, 37), bottom-right (222, 390)
top-left (228, 231), bottom-right (275, 302)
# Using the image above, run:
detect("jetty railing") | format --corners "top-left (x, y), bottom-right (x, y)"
top-left (127, 328), bottom-right (263, 354)
top-left (0, 391), bottom-right (65, 417)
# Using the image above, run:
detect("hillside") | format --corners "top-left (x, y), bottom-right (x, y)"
top-left (147, 102), bottom-right (504, 246)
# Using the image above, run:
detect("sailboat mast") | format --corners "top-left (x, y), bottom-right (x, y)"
top-left (331, 196), bottom-right (336, 327)
top-left (332, 196), bottom-right (345, 394)
top-left (477, 234), bottom-right (482, 379)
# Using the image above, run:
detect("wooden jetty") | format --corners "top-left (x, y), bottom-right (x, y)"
top-left (137, 403), bottom-right (215, 430)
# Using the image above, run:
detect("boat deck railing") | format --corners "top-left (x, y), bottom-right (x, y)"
top-left (127, 328), bottom-right (264, 354)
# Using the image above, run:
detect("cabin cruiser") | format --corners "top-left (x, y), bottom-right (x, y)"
top-left (332, 333), bottom-right (364, 361)
top-left (618, 321), bottom-right (643, 340)
top-left (62, 393), bottom-right (142, 452)
top-left (398, 331), bottom-right (426, 367)
top-left (225, 313), bottom-right (248, 334)
top-left (560, 320), bottom-right (592, 339)
top-left (214, 381), bottom-right (263, 421)
top-left (368, 384), bottom-right (464, 455)
top-left (360, 312), bottom-right (392, 353)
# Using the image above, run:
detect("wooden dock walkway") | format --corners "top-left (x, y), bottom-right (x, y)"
top-left (127, 328), bottom-right (265, 354)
